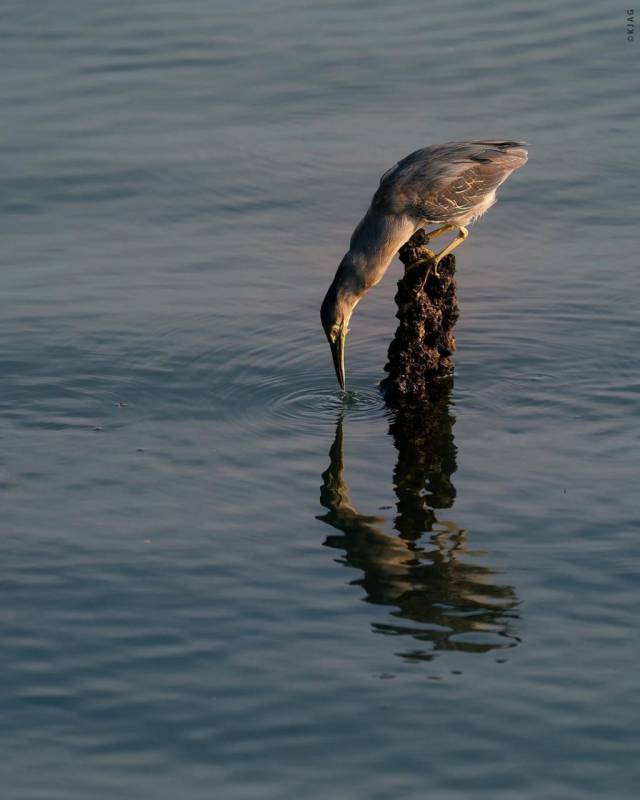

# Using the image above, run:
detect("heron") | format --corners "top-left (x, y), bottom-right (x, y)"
top-left (320, 140), bottom-right (528, 390)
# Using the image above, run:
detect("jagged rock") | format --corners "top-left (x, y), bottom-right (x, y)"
top-left (381, 229), bottom-right (459, 406)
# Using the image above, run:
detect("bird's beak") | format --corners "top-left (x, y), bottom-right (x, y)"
top-left (329, 329), bottom-right (347, 391)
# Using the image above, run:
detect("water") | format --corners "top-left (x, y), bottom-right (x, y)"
top-left (1, 1), bottom-right (639, 797)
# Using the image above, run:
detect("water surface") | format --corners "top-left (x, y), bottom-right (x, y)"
top-left (1, 1), bottom-right (639, 798)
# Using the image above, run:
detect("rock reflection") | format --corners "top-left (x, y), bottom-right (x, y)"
top-left (318, 385), bottom-right (520, 662)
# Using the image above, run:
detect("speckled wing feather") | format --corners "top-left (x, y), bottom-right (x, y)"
top-left (372, 141), bottom-right (528, 223)
top-left (419, 154), bottom-right (525, 223)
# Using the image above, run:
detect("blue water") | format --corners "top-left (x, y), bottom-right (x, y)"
top-left (1, 1), bottom-right (639, 797)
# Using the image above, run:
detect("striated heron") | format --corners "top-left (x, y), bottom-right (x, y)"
top-left (320, 140), bottom-right (528, 390)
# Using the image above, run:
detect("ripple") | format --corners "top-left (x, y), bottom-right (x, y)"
top-left (271, 386), bottom-right (388, 433)
top-left (213, 365), bottom-right (390, 440)
top-left (198, 317), bottom-right (392, 438)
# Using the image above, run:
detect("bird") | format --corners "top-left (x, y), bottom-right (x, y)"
top-left (320, 140), bottom-right (528, 391)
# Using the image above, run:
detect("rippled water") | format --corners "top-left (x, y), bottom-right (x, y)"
top-left (1, 1), bottom-right (639, 797)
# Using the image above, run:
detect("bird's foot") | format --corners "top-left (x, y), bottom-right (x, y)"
top-left (405, 250), bottom-right (436, 273)
top-left (418, 265), bottom-right (435, 292)
top-left (405, 250), bottom-right (441, 292)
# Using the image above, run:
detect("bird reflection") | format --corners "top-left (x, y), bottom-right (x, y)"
top-left (318, 385), bottom-right (520, 662)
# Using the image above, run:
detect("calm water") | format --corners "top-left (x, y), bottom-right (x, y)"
top-left (1, 1), bottom-right (639, 797)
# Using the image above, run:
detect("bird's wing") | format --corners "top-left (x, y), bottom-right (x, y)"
top-left (372, 142), bottom-right (527, 222)
top-left (419, 153), bottom-right (526, 221)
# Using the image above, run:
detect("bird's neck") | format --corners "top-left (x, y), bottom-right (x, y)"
top-left (343, 211), bottom-right (418, 296)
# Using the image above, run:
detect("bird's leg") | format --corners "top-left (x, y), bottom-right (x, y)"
top-left (404, 249), bottom-right (435, 280)
top-left (432, 226), bottom-right (469, 271)
top-left (402, 224), bottom-right (454, 274)
top-left (407, 226), bottom-right (469, 292)
top-left (405, 250), bottom-right (436, 271)
top-left (423, 223), bottom-right (457, 245)
top-left (404, 251), bottom-right (436, 292)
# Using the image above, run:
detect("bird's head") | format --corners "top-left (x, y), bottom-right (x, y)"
top-left (320, 279), bottom-right (358, 392)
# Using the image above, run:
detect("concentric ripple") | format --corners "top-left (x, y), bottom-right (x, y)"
top-left (214, 368), bottom-right (390, 440)
top-left (270, 385), bottom-right (388, 434)
top-left (203, 318), bottom-right (392, 438)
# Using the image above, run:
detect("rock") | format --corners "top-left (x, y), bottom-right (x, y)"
top-left (381, 230), bottom-right (459, 407)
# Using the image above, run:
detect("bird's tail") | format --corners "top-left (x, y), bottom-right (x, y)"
top-left (472, 140), bottom-right (528, 167)
top-left (472, 140), bottom-right (528, 149)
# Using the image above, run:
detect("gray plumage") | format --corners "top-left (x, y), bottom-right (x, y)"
top-left (372, 140), bottom-right (527, 223)
top-left (321, 140), bottom-right (528, 390)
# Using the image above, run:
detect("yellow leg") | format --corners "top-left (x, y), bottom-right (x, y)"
top-left (404, 225), bottom-right (456, 277)
top-left (432, 226), bottom-right (469, 275)
top-left (404, 248), bottom-right (436, 273)
top-left (407, 226), bottom-right (469, 292)
top-left (424, 223), bottom-right (457, 244)
top-left (405, 249), bottom-right (436, 289)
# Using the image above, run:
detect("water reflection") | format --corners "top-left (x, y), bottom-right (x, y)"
top-left (318, 385), bottom-right (520, 662)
